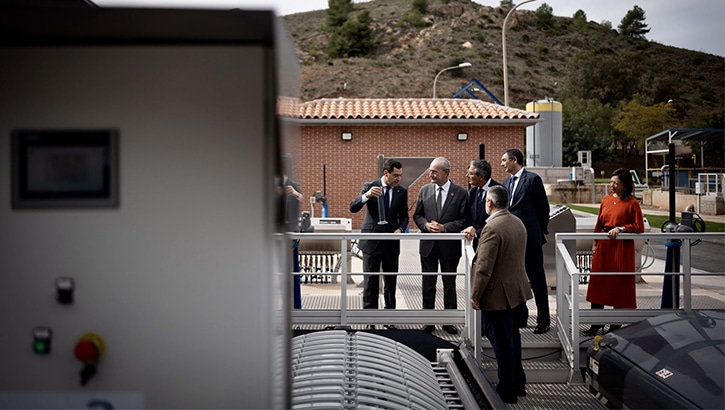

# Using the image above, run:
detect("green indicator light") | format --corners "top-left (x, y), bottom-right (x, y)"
top-left (34, 341), bottom-right (46, 352)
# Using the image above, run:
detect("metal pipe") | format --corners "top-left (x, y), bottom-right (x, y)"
top-left (502, 0), bottom-right (538, 106)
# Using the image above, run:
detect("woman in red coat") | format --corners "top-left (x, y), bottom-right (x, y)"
top-left (584, 168), bottom-right (645, 336)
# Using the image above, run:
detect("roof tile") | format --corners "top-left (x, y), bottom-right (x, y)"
top-left (280, 97), bottom-right (540, 121)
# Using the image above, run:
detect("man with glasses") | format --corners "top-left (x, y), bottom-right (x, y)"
top-left (413, 157), bottom-right (469, 335)
top-left (350, 159), bottom-right (409, 329)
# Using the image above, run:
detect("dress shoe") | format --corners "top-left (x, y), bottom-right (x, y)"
top-left (442, 325), bottom-right (459, 335)
top-left (533, 323), bottom-right (550, 334)
top-left (383, 324), bottom-right (397, 330)
top-left (366, 324), bottom-right (376, 330)
top-left (496, 387), bottom-right (517, 404)
top-left (421, 325), bottom-right (435, 333)
top-left (583, 325), bottom-right (603, 336)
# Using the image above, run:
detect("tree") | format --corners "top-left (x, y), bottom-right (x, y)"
top-left (327, 10), bottom-right (375, 58)
top-left (618, 5), bottom-right (650, 39)
top-left (564, 50), bottom-right (643, 105)
top-left (500, 0), bottom-right (514, 7)
top-left (612, 97), bottom-right (678, 155)
top-left (572, 9), bottom-right (587, 31)
top-left (326, 0), bottom-right (354, 30)
top-left (412, 0), bottom-right (428, 15)
top-left (562, 98), bottom-right (616, 164)
top-left (534, 3), bottom-right (554, 29)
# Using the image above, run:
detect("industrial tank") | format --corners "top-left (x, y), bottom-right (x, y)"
top-left (526, 99), bottom-right (562, 167)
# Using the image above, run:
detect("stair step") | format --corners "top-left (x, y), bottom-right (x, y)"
top-left (482, 357), bottom-right (573, 384)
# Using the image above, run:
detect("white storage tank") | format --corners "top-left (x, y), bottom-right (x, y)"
top-left (526, 98), bottom-right (562, 167)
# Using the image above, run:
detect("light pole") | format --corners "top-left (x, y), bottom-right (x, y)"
top-left (433, 62), bottom-right (472, 98)
top-left (502, 0), bottom-right (537, 106)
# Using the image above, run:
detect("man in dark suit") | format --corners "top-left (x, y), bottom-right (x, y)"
top-left (462, 159), bottom-right (499, 249)
top-left (500, 148), bottom-right (551, 334)
top-left (413, 157), bottom-right (469, 335)
top-left (349, 159), bottom-right (409, 328)
top-left (470, 185), bottom-right (532, 404)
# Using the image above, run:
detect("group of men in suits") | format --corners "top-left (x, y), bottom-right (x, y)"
top-left (349, 150), bottom-right (550, 337)
top-left (348, 150), bottom-right (549, 404)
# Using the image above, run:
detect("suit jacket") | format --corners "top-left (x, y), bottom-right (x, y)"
top-left (466, 179), bottom-right (500, 239)
top-left (470, 210), bottom-right (532, 311)
top-left (413, 181), bottom-right (469, 258)
top-left (503, 169), bottom-right (549, 249)
top-left (349, 180), bottom-right (409, 255)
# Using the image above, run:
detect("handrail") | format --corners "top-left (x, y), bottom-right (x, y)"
top-left (555, 231), bottom-right (725, 384)
top-left (288, 232), bottom-right (484, 365)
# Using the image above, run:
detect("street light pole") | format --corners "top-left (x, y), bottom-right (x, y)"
top-left (433, 62), bottom-right (472, 98)
top-left (502, 0), bottom-right (537, 106)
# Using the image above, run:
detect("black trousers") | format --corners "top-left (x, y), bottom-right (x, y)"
top-left (420, 242), bottom-right (459, 310)
top-left (483, 303), bottom-right (527, 396)
top-left (523, 245), bottom-right (550, 326)
top-left (362, 248), bottom-right (398, 309)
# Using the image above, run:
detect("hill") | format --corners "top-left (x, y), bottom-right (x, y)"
top-left (283, 0), bottom-right (724, 123)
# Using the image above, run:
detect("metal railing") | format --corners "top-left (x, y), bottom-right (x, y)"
top-left (555, 231), bottom-right (725, 384)
top-left (288, 232), bottom-right (483, 365)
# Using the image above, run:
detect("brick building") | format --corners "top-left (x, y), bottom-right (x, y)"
top-left (283, 98), bottom-right (540, 230)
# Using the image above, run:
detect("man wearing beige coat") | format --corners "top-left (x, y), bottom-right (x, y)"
top-left (470, 185), bottom-right (532, 404)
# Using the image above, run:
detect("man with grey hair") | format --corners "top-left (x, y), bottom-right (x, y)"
top-left (471, 185), bottom-right (532, 404)
top-left (463, 159), bottom-right (500, 249)
top-left (414, 157), bottom-right (469, 335)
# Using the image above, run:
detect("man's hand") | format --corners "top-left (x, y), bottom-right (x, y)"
top-left (462, 226), bottom-right (476, 241)
top-left (426, 221), bottom-right (445, 233)
top-left (470, 299), bottom-right (480, 310)
top-left (365, 186), bottom-right (382, 199)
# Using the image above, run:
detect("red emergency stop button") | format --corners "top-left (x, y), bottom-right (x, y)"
top-left (74, 339), bottom-right (99, 363)
top-left (73, 332), bottom-right (106, 386)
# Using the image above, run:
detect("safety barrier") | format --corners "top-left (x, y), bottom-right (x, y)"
top-left (288, 232), bottom-right (484, 365)
top-left (555, 231), bottom-right (725, 384)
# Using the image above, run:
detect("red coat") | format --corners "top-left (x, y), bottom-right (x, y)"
top-left (586, 194), bottom-right (645, 308)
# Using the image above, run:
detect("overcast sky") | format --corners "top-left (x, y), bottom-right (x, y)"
top-left (97, 0), bottom-right (724, 57)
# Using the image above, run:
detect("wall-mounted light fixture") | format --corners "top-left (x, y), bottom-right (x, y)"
top-left (457, 132), bottom-right (468, 141)
top-left (341, 132), bottom-right (352, 141)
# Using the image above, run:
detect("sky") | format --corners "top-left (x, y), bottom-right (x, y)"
top-left (97, 0), bottom-right (725, 57)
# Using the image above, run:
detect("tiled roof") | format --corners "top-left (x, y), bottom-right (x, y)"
top-left (290, 98), bottom-right (539, 123)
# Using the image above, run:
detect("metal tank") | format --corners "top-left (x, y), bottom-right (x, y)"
top-left (526, 99), bottom-right (562, 167)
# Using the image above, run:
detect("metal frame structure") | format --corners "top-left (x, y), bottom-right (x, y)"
top-left (288, 232), bottom-right (483, 366)
top-left (554, 231), bottom-right (725, 384)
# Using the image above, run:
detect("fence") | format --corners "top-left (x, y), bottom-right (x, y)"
top-left (555, 231), bottom-right (725, 384)
top-left (288, 232), bottom-right (485, 365)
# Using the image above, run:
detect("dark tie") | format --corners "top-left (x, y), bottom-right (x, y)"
top-left (436, 186), bottom-right (443, 218)
top-left (384, 186), bottom-right (390, 215)
top-left (478, 188), bottom-right (485, 213)
top-left (509, 176), bottom-right (517, 203)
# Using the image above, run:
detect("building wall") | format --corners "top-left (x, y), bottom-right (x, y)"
top-left (299, 124), bottom-right (525, 229)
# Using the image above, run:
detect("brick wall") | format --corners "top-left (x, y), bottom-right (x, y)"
top-left (297, 124), bottom-right (525, 230)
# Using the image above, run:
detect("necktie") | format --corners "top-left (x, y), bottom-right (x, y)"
top-left (384, 186), bottom-right (390, 215)
top-left (478, 188), bottom-right (485, 213)
top-left (509, 176), bottom-right (517, 203)
top-left (436, 186), bottom-right (443, 218)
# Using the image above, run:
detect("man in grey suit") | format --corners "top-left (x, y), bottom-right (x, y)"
top-left (471, 185), bottom-right (532, 404)
top-left (413, 157), bottom-right (469, 334)
top-left (349, 159), bottom-right (409, 328)
top-left (501, 148), bottom-right (551, 334)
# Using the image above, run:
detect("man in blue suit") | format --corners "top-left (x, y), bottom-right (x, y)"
top-left (500, 148), bottom-right (551, 334)
top-left (462, 159), bottom-right (499, 249)
top-left (349, 159), bottom-right (409, 328)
